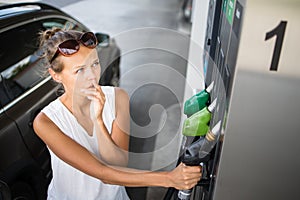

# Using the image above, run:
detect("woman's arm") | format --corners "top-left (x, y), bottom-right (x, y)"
top-left (93, 87), bottom-right (130, 166)
top-left (33, 113), bottom-right (201, 190)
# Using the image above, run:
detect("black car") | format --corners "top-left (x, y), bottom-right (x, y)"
top-left (0, 2), bottom-right (120, 200)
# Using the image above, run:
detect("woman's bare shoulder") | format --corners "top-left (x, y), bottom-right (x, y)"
top-left (33, 112), bottom-right (57, 136)
top-left (114, 87), bottom-right (129, 102)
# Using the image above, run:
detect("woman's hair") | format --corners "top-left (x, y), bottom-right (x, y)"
top-left (38, 28), bottom-right (84, 95)
top-left (38, 27), bottom-right (82, 73)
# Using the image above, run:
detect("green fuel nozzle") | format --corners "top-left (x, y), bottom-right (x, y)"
top-left (184, 81), bottom-right (214, 117)
top-left (182, 98), bottom-right (217, 137)
top-left (182, 107), bottom-right (211, 136)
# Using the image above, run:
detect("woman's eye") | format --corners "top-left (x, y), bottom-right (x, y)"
top-left (76, 68), bottom-right (84, 73)
top-left (92, 61), bottom-right (100, 68)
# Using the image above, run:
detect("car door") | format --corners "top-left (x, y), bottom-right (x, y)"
top-left (0, 16), bottom-right (87, 181)
top-left (0, 12), bottom-right (95, 197)
top-left (0, 74), bottom-right (33, 199)
top-left (0, 74), bottom-right (32, 167)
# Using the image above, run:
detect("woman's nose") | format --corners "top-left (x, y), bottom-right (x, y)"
top-left (86, 66), bottom-right (97, 80)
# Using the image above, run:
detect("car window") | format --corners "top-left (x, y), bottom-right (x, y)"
top-left (0, 17), bottom-right (84, 107)
top-left (0, 73), bottom-right (10, 106)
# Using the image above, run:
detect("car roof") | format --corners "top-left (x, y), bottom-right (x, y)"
top-left (0, 2), bottom-right (61, 18)
top-left (0, 2), bottom-right (77, 29)
top-left (0, 5), bottom-right (41, 18)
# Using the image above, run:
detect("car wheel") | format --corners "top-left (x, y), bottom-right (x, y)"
top-left (0, 180), bottom-right (11, 200)
top-left (11, 181), bottom-right (35, 200)
top-left (9, 169), bottom-right (47, 200)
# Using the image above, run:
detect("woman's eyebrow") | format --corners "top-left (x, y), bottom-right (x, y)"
top-left (72, 58), bottom-right (99, 70)
top-left (72, 64), bottom-right (86, 70)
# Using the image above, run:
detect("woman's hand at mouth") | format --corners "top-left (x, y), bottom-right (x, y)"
top-left (81, 81), bottom-right (106, 122)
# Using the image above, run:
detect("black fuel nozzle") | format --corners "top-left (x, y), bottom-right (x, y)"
top-left (177, 137), bottom-right (210, 200)
top-left (178, 121), bottom-right (221, 200)
top-left (182, 137), bottom-right (211, 166)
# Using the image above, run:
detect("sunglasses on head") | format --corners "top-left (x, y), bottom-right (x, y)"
top-left (49, 32), bottom-right (98, 63)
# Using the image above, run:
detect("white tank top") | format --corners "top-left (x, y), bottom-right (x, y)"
top-left (41, 86), bottom-right (130, 200)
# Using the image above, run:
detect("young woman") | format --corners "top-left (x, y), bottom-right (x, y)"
top-left (33, 28), bottom-right (201, 200)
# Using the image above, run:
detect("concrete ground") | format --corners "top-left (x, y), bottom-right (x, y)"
top-left (41, 0), bottom-right (192, 199)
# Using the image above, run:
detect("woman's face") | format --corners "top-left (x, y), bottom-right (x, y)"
top-left (54, 45), bottom-right (101, 97)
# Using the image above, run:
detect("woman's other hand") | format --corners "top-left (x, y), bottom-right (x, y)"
top-left (167, 162), bottom-right (202, 190)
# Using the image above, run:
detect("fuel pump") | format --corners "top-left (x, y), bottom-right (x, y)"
top-left (178, 99), bottom-right (218, 200)
top-left (170, 80), bottom-right (215, 200)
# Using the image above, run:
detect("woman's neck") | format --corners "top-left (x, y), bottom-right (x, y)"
top-left (60, 93), bottom-right (91, 116)
top-left (60, 93), bottom-right (94, 136)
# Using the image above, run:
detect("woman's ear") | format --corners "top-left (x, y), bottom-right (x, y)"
top-left (48, 68), bottom-right (62, 83)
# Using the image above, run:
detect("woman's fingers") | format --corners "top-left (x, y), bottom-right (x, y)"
top-left (93, 82), bottom-right (106, 100)
top-left (181, 165), bottom-right (202, 189)
top-left (81, 88), bottom-right (105, 103)
top-left (81, 84), bottom-right (106, 122)
top-left (182, 164), bottom-right (202, 177)
top-left (81, 89), bottom-right (96, 96)
top-left (169, 162), bottom-right (202, 190)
